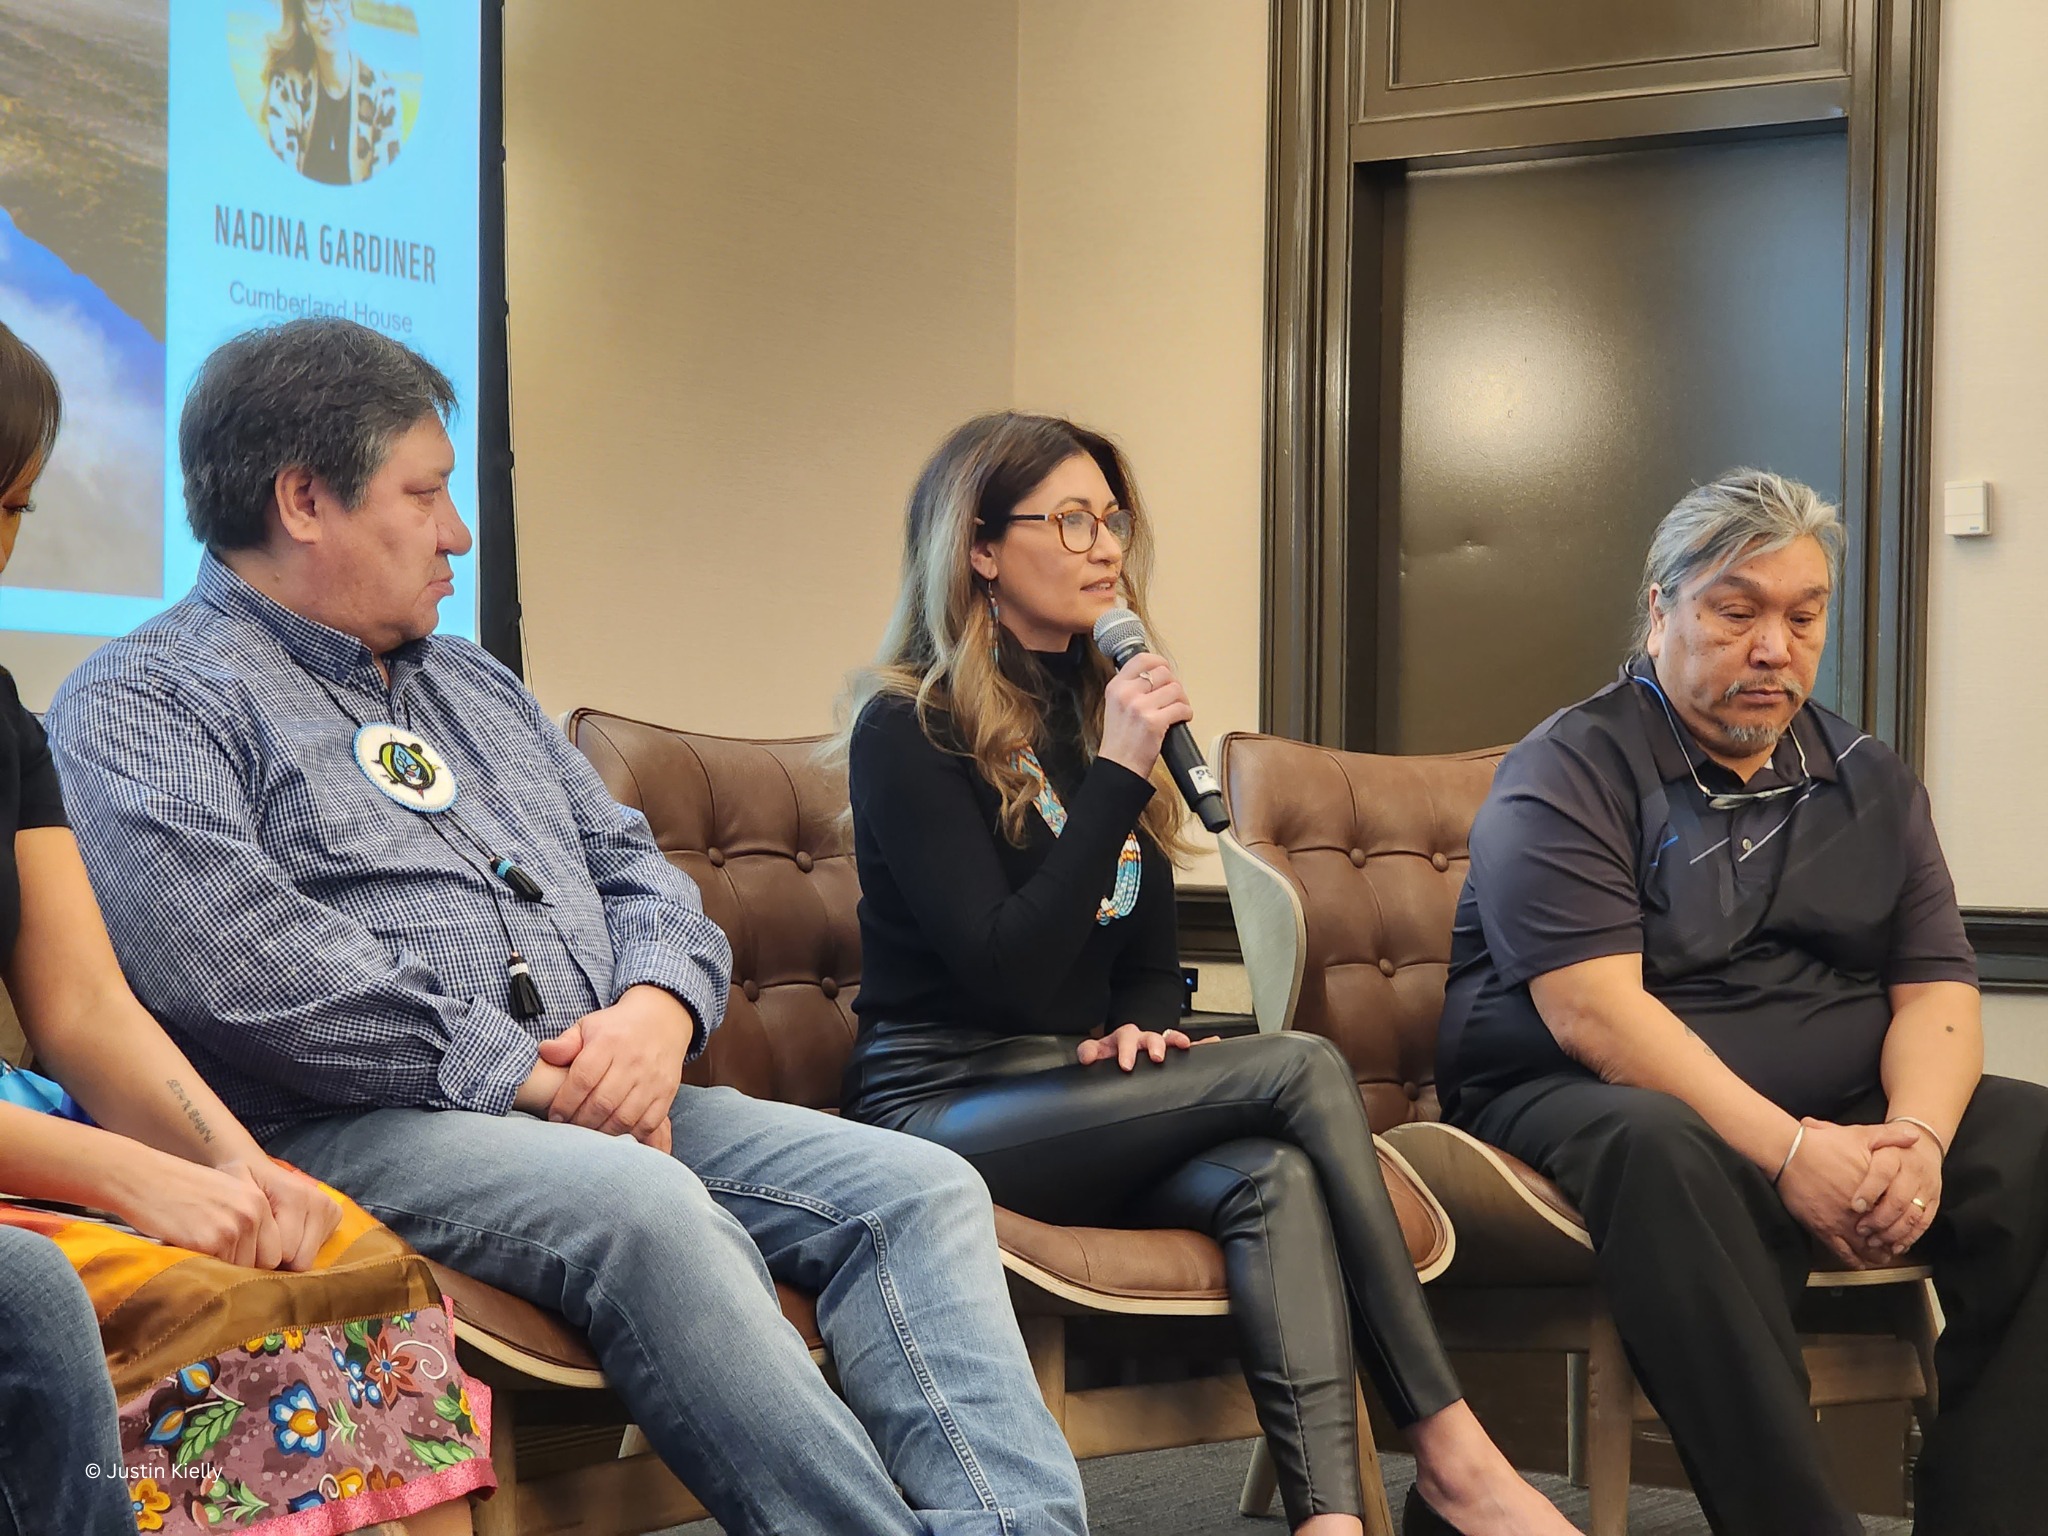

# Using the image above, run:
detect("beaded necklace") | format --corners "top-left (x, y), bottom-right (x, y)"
top-left (1013, 743), bottom-right (1142, 924)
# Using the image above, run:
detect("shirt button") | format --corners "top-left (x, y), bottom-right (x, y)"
top-left (795, 851), bottom-right (814, 873)
top-left (819, 977), bottom-right (839, 999)
top-left (1349, 848), bottom-right (1366, 867)
top-left (707, 847), bottom-right (726, 868)
top-left (741, 979), bottom-right (760, 1002)
top-left (1378, 957), bottom-right (1397, 978)
top-left (1403, 1081), bottom-right (1423, 1102)
top-left (1431, 852), bottom-right (1450, 872)
top-left (1741, 837), bottom-right (1754, 854)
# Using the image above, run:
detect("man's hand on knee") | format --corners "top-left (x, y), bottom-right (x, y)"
top-left (547, 986), bottom-right (694, 1147)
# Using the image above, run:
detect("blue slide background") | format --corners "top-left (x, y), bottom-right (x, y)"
top-left (0, 0), bottom-right (481, 643)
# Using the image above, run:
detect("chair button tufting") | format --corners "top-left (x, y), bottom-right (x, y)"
top-left (1378, 957), bottom-right (1397, 978)
top-left (819, 977), bottom-right (839, 999)
top-left (1404, 1081), bottom-right (1422, 1102)
top-left (741, 979), bottom-right (760, 1002)
top-left (795, 851), bottom-right (814, 873)
top-left (1430, 851), bottom-right (1450, 872)
top-left (707, 847), bottom-right (726, 868)
top-left (1349, 848), bottom-right (1366, 867)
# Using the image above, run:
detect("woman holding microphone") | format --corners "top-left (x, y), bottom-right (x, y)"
top-left (836, 412), bottom-right (1573, 1536)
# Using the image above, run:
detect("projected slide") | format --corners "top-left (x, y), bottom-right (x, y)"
top-left (0, 0), bottom-right (482, 688)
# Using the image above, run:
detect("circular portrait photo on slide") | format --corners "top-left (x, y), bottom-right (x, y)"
top-left (229, 0), bottom-right (423, 186)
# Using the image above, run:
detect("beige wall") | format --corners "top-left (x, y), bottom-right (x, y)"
top-left (507, 0), bottom-right (1269, 876)
top-left (1925, 0), bottom-right (2048, 1045)
top-left (504, 0), bottom-right (1019, 736)
top-left (1014, 0), bottom-right (1271, 880)
top-left (1924, 0), bottom-right (2048, 909)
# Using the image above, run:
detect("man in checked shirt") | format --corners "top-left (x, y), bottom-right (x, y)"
top-left (47, 319), bottom-right (1088, 1536)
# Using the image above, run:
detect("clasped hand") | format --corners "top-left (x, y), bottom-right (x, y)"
top-left (519, 984), bottom-right (695, 1154)
top-left (130, 1155), bottom-right (341, 1272)
top-left (1775, 1118), bottom-right (1942, 1267)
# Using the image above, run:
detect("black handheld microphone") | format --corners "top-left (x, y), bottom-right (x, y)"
top-left (1092, 608), bottom-right (1230, 833)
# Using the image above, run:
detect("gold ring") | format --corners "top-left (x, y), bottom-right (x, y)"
top-left (1911, 1196), bottom-right (1927, 1210)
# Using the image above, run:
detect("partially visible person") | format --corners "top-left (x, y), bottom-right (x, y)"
top-left (835, 411), bottom-right (1577, 1536)
top-left (0, 1228), bottom-right (129, 1535)
top-left (49, 318), bottom-right (1089, 1536)
top-left (1438, 469), bottom-right (2048, 1536)
top-left (0, 320), bottom-right (483, 1536)
top-left (262, 0), bottom-right (402, 186)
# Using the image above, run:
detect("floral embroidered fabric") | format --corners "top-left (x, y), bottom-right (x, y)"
top-left (119, 1306), bottom-right (491, 1532)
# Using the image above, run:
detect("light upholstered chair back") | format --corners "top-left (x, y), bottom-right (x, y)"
top-left (1215, 733), bottom-right (1507, 1132)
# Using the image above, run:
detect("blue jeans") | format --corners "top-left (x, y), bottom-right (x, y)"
top-left (268, 1085), bottom-right (1087, 1536)
top-left (0, 1226), bottom-right (131, 1536)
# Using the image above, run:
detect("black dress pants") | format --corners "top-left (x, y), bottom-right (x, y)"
top-left (844, 1026), bottom-right (1465, 1530)
top-left (1458, 1071), bottom-right (2048, 1536)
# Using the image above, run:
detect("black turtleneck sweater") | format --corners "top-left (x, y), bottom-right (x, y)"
top-left (847, 641), bottom-right (1183, 1037)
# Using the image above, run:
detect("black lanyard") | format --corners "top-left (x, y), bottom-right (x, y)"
top-left (304, 667), bottom-right (546, 1019)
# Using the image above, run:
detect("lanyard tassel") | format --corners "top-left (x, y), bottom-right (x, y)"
top-left (506, 952), bottom-right (544, 1019)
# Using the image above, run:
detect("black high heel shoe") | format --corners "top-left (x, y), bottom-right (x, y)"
top-left (1402, 1483), bottom-right (1467, 1535)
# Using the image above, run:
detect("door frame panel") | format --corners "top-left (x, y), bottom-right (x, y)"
top-left (1259, 0), bottom-right (1938, 761)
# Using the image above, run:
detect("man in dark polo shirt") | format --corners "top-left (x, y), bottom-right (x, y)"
top-left (1438, 469), bottom-right (2048, 1536)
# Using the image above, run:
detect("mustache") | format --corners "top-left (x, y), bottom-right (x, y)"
top-left (1721, 675), bottom-right (1807, 706)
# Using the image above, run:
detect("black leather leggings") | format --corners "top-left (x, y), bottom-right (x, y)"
top-left (842, 1025), bottom-right (1464, 1528)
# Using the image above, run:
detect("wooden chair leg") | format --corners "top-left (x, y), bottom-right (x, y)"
top-left (1239, 1437), bottom-right (1279, 1516)
top-left (1584, 1313), bottom-right (1634, 1536)
top-left (1910, 1278), bottom-right (1942, 1425)
top-left (1355, 1382), bottom-right (1396, 1536)
top-left (1019, 1315), bottom-right (1068, 1432)
top-left (472, 1392), bottom-right (518, 1536)
top-left (1566, 1351), bottom-right (1590, 1487)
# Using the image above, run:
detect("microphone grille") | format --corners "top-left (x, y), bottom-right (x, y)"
top-left (1092, 606), bottom-right (1149, 665)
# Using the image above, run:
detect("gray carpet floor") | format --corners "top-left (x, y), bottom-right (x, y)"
top-left (665, 1440), bottom-right (1913, 1534)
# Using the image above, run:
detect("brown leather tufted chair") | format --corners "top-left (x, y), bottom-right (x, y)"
top-left (1215, 731), bottom-right (1940, 1536)
top-left (431, 712), bottom-right (1454, 1536)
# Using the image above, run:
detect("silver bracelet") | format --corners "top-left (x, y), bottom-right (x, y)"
top-left (1773, 1122), bottom-right (1806, 1185)
top-left (1888, 1114), bottom-right (1950, 1158)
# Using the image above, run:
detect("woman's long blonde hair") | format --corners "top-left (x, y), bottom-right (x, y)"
top-left (829, 411), bottom-right (1195, 861)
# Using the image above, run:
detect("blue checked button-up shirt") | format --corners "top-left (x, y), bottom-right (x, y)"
top-left (46, 556), bottom-right (731, 1137)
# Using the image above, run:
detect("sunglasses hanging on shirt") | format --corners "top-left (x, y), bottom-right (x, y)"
top-left (312, 676), bottom-right (548, 1019)
top-left (1628, 671), bottom-right (1811, 811)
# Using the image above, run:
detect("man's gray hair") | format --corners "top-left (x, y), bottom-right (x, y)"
top-left (1634, 469), bottom-right (1843, 651)
top-left (179, 317), bottom-right (457, 552)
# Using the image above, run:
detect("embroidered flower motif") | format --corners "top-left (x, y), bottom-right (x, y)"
top-left (269, 1382), bottom-right (327, 1456)
top-left (130, 1477), bottom-right (171, 1531)
top-left (330, 1344), bottom-right (385, 1409)
top-left (243, 1327), bottom-right (306, 1355)
top-left (334, 1467), bottom-right (367, 1499)
top-left (367, 1466), bottom-right (407, 1492)
top-left (362, 1328), bottom-right (422, 1401)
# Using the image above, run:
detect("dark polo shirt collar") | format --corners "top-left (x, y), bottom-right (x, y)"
top-left (1620, 656), bottom-right (1840, 793)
